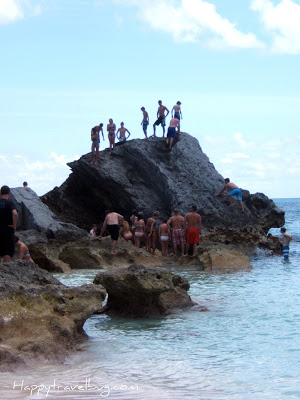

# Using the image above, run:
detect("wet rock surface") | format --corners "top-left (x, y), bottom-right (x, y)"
top-left (0, 260), bottom-right (106, 371)
top-left (93, 264), bottom-right (196, 317)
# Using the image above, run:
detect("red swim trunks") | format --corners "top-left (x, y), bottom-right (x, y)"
top-left (187, 228), bottom-right (200, 244)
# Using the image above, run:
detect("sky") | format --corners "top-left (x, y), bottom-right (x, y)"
top-left (0, 0), bottom-right (299, 198)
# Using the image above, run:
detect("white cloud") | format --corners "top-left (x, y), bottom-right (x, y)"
top-left (234, 133), bottom-right (255, 148)
top-left (0, 152), bottom-right (74, 196)
top-left (0, 0), bottom-right (43, 24)
top-left (115, 0), bottom-right (263, 50)
top-left (251, 0), bottom-right (300, 54)
top-left (0, 0), bottom-right (23, 24)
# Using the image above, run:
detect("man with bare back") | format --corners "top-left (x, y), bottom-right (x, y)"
top-left (91, 123), bottom-right (104, 164)
top-left (166, 117), bottom-right (180, 150)
top-left (216, 178), bottom-right (245, 212)
top-left (184, 205), bottom-right (202, 257)
top-left (167, 208), bottom-right (186, 257)
top-left (146, 211), bottom-right (159, 254)
top-left (141, 107), bottom-right (149, 139)
top-left (171, 101), bottom-right (182, 120)
top-left (153, 100), bottom-right (169, 137)
top-left (99, 210), bottom-right (124, 255)
top-left (107, 119), bottom-right (116, 154)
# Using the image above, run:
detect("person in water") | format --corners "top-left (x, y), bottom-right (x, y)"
top-left (280, 227), bottom-right (292, 259)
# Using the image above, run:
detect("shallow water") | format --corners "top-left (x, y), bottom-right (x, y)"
top-left (1, 199), bottom-right (299, 400)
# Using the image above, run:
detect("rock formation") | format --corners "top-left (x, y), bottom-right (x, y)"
top-left (42, 133), bottom-right (284, 245)
top-left (93, 264), bottom-right (196, 317)
top-left (0, 260), bottom-right (106, 371)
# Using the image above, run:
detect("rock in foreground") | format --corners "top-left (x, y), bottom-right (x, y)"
top-left (0, 261), bottom-right (106, 371)
top-left (94, 264), bottom-right (195, 317)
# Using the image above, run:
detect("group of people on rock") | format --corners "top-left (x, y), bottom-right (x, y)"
top-left (90, 100), bottom-right (182, 164)
top-left (90, 205), bottom-right (203, 257)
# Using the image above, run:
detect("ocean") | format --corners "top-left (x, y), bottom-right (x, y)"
top-left (0, 198), bottom-right (299, 400)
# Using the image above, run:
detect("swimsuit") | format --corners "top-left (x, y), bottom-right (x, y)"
top-left (119, 137), bottom-right (126, 142)
top-left (109, 133), bottom-right (115, 137)
top-left (92, 141), bottom-right (99, 146)
top-left (154, 116), bottom-right (166, 127)
top-left (172, 229), bottom-right (186, 244)
top-left (167, 127), bottom-right (176, 139)
top-left (23, 253), bottom-right (30, 259)
top-left (228, 188), bottom-right (242, 201)
top-left (107, 224), bottom-right (119, 241)
top-left (174, 112), bottom-right (180, 120)
top-left (135, 232), bottom-right (144, 237)
top-left (187, 228), bottom-right (200, 244)
top-left (160, 235), bottom-right (169, 241)
top-left (142, 121), bottom-right (148, 131)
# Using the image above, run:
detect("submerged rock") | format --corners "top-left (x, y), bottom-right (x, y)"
top-left (0, 260), bottom-right (106, 371)
top-left (93, 264), bottom-right (196, 317)
top-left (42, 133), bottom-right (284, 245)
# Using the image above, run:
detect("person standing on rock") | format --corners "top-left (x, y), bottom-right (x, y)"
top-left (116, 122), bottom-right (131, 142)
top-left (99, 210), bottom-right (124, 255)
top-left (107, 119), bottom-right (116, 154)
top-left (171, 101), bottom-right (182, 120)
top-left (280, 227), bottom-right (292, 259)
top-left (216, 178), bottom-right (245, 212)
top-left (184, 204), bottom-right (202, 257)
top-left (146, 211), bottom-right (159, 254)
top-left (152, 100), bottom-right (169, 137)
top-left (159, 219), bottom-right (170, 256)
top-left (166, 117), bottom-right (180, 150)
top-left (141, 107), bottom-right (149, 139)
top-left (134, 212), bottom-right (146, 249)
top-left (91, 124), bottom-right (104, 164)
top-left (0, 185), bottom-right (18, 263)
top-left (167, 208), bottom-right (186, 257)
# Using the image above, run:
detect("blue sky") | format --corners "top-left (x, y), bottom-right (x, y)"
top-left (0, 0), bottom-right (299, 198)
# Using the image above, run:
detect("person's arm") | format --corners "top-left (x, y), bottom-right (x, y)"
top-left (167, 218), bottom-right (172, 230)
top-left (126, 129), bottom-right (131, 139)
top-left (180, 109), bottom-right (183, 119)
top-left (158, 225), bottom-right (162, 236)
top-left (116, 128), bottom-right (120, 139)
top-left (216, 185), bottom-right (226, 196)
top-left (101, 128), bottom-right (104, 140)
top-left (177, 121), bottom-right (180, 132)
top-left (149, 220), bottom-right (155, 236)
top-left (165, 107), bottom-right (169, 117)
top-left (12, 209), bottom-right (18, 231)
top-left (171, 106), bottom-right (174, 117)
top-left (107, 124), bottom-right (110, 132)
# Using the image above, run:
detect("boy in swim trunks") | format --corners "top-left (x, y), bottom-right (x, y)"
top-left (216, 178), bottom-right (245, 212)
top-left (14, 235), bottom-right (34, 262)
top-left (280, 227), bottom-right (292, 259)
top-left (116, 122), bottom-right (131, 142)
top-left (166, 117), bottom-right (180, 150)
top-left (99, 210), bottom-right (124, 255)
top-left (152, 100), bottom-right (169, 137)
top-left (171, 101), bottom-right (182, 120)
top-left (91, 123), bottom-right (104, 164)
top-left (141, 107), bottom-right (149, 139)
top-left (167, 208), bottom-right (186, 257)
top-left (184, 204), bottom-right (202, 257)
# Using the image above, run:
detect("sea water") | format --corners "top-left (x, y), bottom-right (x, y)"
top-left (0, 199), bottom-right (299, 400)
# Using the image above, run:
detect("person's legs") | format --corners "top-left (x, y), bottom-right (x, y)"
top-left (153, 123), bottom-right (156, 137)
top-left (224, 193), bottom-right (233, 206)
top-left (169, 138), bottom-right (174, 149)
top-left (111, 240), bottom-right (117, 255)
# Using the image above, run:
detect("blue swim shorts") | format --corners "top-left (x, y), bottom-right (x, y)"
top-left (167, 127), bottom-right (176, 139)
top-left (228, 188), bottom-right (242, 201)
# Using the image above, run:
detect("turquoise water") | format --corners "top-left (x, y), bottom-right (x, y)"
top-left (0, 199), bottom-right (299, 399)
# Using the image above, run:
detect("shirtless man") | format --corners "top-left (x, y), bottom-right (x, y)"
top-left (166, 117), bottom-right (180, 150)
top-left (184, 205), bottom-right (202, 257)
top-left (167, 208), bottom-right (186, 256)
top-left (153, 100), bottom-right (169, 137)
top-left (14, 235), bottom-right (34, 262)
top-left (107, 119), bottom-right (116, 154)
top-left (171, 101), bottom-right (182, 120)
top-left (91, 123), bottom-right (104, 164)
top-left (146, 211), bottom-right (159, 254)
top-left (141, 107), bottom-right (149, 139)
top-left (99, 210), bottom-right (124, 255)
top-left (216, 178), bottom-right (245, 212)
top-left (280, 227), bottom-right (292, 259)
top-left (116, 122), bottom-right (131, 142)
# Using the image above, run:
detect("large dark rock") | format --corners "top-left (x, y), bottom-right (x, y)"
top-left (10, 187), bottom-right (87, 241)
top-left (42, 133), bottom-right (284, 245)
top-left (0, 260), bottom-right (106, 371)
top-left (93, 264), bottom-right (195, 317)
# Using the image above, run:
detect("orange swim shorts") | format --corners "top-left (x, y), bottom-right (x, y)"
top-left (187, 228), bottom-right (200, 244)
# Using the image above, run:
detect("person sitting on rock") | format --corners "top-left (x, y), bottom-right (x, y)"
top-left (116, 122), bottom-right (131, 142)
top-left (14, 235), bottom-right (34, 262)
top-left (159, 219), bottom-right (170, 257)
top-left (90, 224), bottom-right (97, 235)
top-left (99, 210), bottom-right (124, 255)
top-left (216, 178), bottom-right (245, 212)
top-left (134, 212), bottom-right (146, 248)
